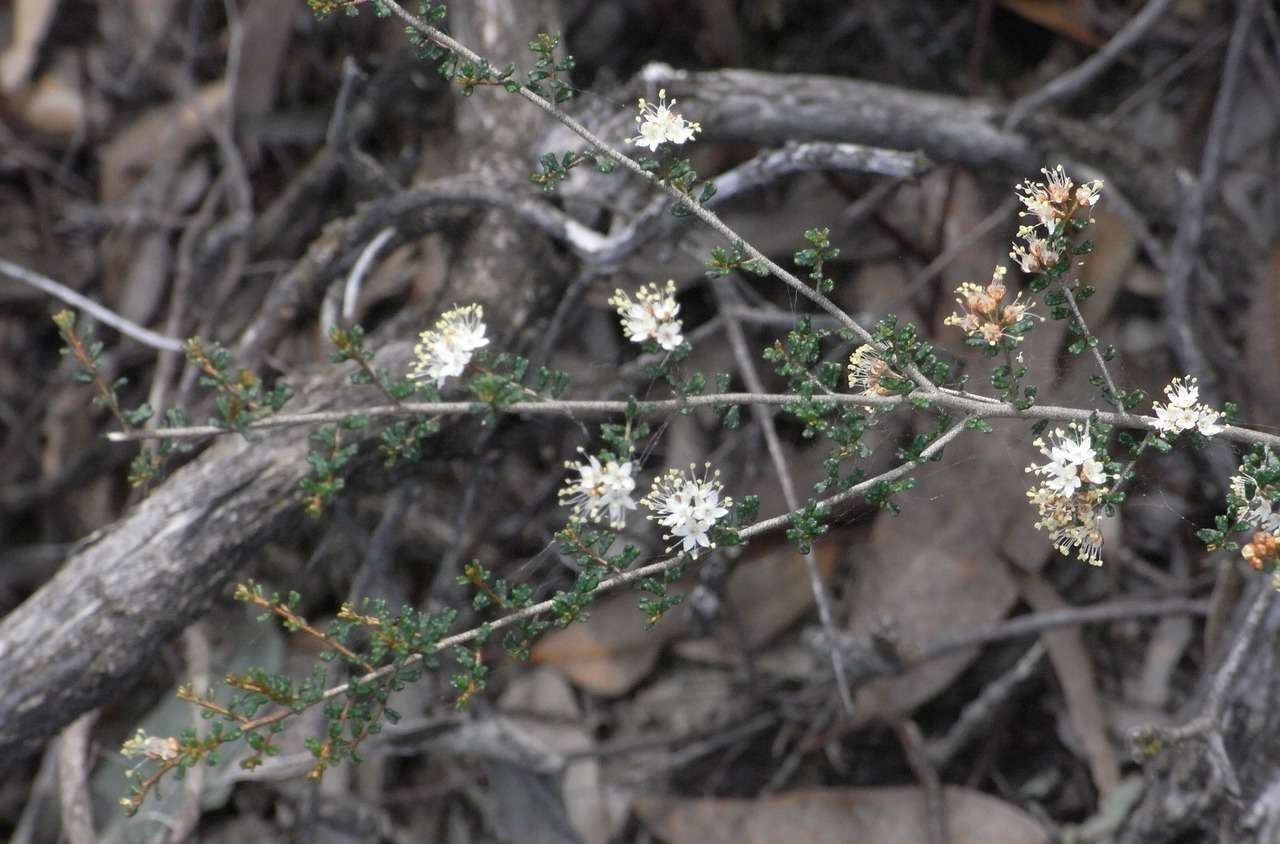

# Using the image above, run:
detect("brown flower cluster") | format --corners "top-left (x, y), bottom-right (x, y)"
top-left (943, 266), bottom-right (1035, 347)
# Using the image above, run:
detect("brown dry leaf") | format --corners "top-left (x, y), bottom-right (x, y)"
top-left (1015, 570), bottom-right (1120, 794)
top-left (845, 446), bottom-right (1021, 724)
top-left (634, 786), bottom-right (1047, 844)
top-left (0, 0), bottom-right (60, 94)
top-left (534, 543), bottom-right (835, 696)
top-left (99, 80), bottom-right (227, 204)
top-left (996, 0), bottom-right (1104, 48)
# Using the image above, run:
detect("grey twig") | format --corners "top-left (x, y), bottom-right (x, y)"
top-left (919, 597), bottom-right (1207, 663)
top-left (897, 719), bottom-right (950, 844)
top-left (343, 226), bottom-right (396, 323)
top-left (927, 641), bottom-right (1046, 767)
top-left (55, 711), bottom-right (99, 844)
top-left (102, 392), bottom-right (1280, 451)
top-left (1004, 0), bottom-right (1179, 130)
top-left (0, 257), bottom-right (185, 353)
top-left (1133, 584), bottom-right (1273, 799)
top-left (1063, 285), bottom-right (1127, 416)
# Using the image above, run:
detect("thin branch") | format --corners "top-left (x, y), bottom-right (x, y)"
top-left (55, 711), bottom-right (99, 844)
top-left (1063, 285), bottom-right (1127, 416)
top-left (0, 258), bottom-right (185, 352)
top-left (897, 719), bottom-right (950, 844)
top-left (343, 226), bottom-right (395, 323)
top-left (102, 392), bottom-right (1280, 450)
top-left (927, 641), bottom-right (1046, 767)
top-left (1003, 0), bottom-right (1179, 130)
top-left (918, 597), bottom-right (1207, 662)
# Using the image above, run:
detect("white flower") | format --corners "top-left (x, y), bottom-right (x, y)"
top-left (654, 321), bottom-right (683, 350)
top-left (1196, 411), bottom-right (1224, 437)
top-left (1044, 460), bottom-right (1083, 497)
top-left (1028, 424), bottom-right (1111, 496)
top-left (1165, 378), bottom-right (1199, 408)
top-left (559, 453), bottom-right (638, 529)
top-left (1150, 376), bottom-right (1223, 437)
top-left (642, 463), bottom-right (732, 555)
top-left (609, 281), bottom-right (684, 351)
top-left (1049, 436), bottom-right (1094, 468)
top-left (1075, 179), bottom-right (1104, 207)
top-left (629, 89), bottom-right (702, 151)
top-left (410, 304), bottom-right (489, 388)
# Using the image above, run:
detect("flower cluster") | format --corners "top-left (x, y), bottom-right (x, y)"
top-left (847, 345), bottom-right (898, 397)
top-left (641, 463), bottom-right (732, 554)
top-left (629, 89), bottom-right (701, 152)
top-left (609, 281), bottom-right (684, 351)
top-left (1014, 165), bottom-right (1102, 237)
top-left (943, 265), bottom-right (1036, 346)
top-left (1025, 424), bottom-right (1112, 565)
top-left (1150, 376), bottom-right (1223, 437)
top-left (410, 304), bottom-right (489, 388)
top-left (559, 452), bottom-right (638, 529)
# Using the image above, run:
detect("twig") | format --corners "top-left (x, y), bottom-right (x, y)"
top-left (149, 175), bottom-right (225, 438)
top-left (343, 226), bottom-right (395, 323)
top-left (919, 597), bottom-right (1207, 662)
top-left (101, 392), bottom-right (1280, 450)
top-left (326, 56), bottom-right (366, 148)
top-left (55, 711), bottom-right (99, 844)
top-left (818, 597), bottom-right (1206, 681)
top-left (1062, 285), bottom-right (1126, 415)
top-left (0, 257), bottom-right (184, 352)
top-left (1004, 0), bottom-right (1179, 130)
top-left (1099, 29), bottom-right (1229, 131)
top-left (927, 641), bottom-right (1046, 767)
top-left (897, 719), bottom-right (950, 844)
